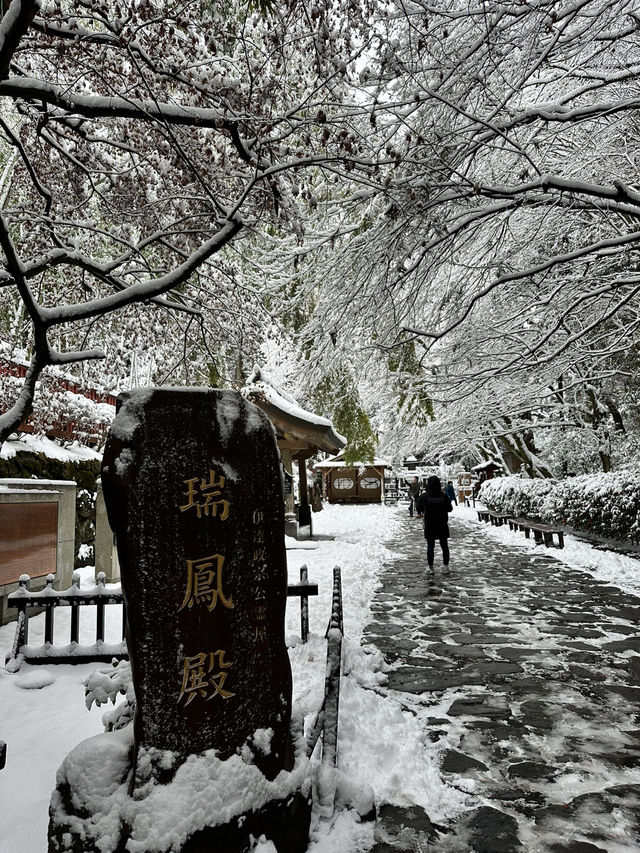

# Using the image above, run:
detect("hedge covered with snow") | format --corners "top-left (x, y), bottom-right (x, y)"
top-left (479, 473), bottom-right (640, 542)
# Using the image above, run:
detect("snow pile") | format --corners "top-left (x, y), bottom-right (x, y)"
top-left (0, 432), bottom-right (102, 462)
top-left (15, 669), bottom-right (56, 690)
top-left (49, 712), bottom-right (311, 853)
top-left (480, 472), bottom-right (640, 541)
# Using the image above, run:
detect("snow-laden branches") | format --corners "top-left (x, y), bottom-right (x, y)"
top-left (0, 0), bottom-right (376, 443)
top-left (274, 0), bottom-right (640, 470)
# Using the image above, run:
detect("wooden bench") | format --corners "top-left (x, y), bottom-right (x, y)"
top-left (509, 517), bottom-right (564, 548)
top-left (488, 511), bottom-right (511, 527)
top-left (477, 509), bottom-right (511, 527)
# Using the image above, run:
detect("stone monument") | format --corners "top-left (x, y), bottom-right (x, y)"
top-left (48, 389), bottom-right (311, 853)
top-left (101, 388), bottom-right (294, 783)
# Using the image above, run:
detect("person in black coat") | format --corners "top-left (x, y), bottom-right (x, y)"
top-left (416, 475), bottom-right (453, 568)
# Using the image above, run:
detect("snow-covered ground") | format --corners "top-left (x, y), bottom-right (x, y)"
top-left (2, 502), bottom-right (640, 853)
top-left (471, 502), bottom-right (640, 599)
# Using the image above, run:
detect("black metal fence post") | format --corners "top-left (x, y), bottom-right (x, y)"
top-left (96, 572), bottom-right (106, 642)
top-left (300, 565), bottom-right (309, 642)
top-left (70, 571), bottom-right (80, 644)
top-left (44, 574), bottom-right (55, 645)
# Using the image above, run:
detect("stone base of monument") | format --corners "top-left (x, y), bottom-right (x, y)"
top-left (178, 790), bottom-right (311, 853)
top-left (48, 720), bottom-right (312, 853)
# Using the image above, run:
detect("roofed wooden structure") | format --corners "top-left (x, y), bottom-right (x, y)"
top-left (243, 368), bottom-right (346, 533)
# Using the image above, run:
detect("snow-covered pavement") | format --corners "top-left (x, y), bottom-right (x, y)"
top-left (1, 503), bottom-right (640, 852)
top-left (362, 507), bottom-right (640, 852)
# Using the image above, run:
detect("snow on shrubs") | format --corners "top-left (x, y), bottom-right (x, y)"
top-left (0, 371), bottom-right (114, 447)
top-left (479, 473), bottom-right (640, 542)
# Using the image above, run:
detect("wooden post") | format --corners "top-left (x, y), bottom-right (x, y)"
top-left (297, 455), bottom-right (312, 533)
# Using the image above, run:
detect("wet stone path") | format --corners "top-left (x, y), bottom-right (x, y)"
top-left (362, 512), bottom-right (640, 853)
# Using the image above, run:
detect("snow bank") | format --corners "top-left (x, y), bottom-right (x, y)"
top-left (480, 472), bottom-right (640, 542)
top-left (49, 712), bottom-right (311, 853)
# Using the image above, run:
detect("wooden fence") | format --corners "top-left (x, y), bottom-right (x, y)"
top-left (6, 566), bottom-right (319, 669)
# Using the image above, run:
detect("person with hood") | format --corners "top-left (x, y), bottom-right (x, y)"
top-left (416, 475), bottom-right (453, 568)
top-left (407, 476), bottom-right (420, 517)
top-left (446, 480), bottom-right (458, 506)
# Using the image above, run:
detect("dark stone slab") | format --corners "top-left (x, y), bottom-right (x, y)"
top-left (555, 613), bottom-right (601, 624)
top-left (507, 761), bottom-right (556, 780)
top-left (501, 676), bottom-right (552, 694)
top-left (464, 721), bottom-right (523, 739)
top-left (402, 655), bottom-right (459, 670)
top-left (549, 843), bottom-right (607, 853)
top-left (441, 749), bottom-right (488, 773)
top-left (385, 668), bottom-right (483, 693)
top-left (427, 642), bottom-right (487, 659)
top-left (447, 697), bottom-right (512, 719)
top-left (464, 806), bottom-right (522, 852)
top-left (495, 647), bottom-right (541, 661)
top-left (568, 665), bottom-right (607, 682)
top-left (519, 700), bottom-right (554, 729)
top-left (447, 614), bottom-right (486, 624)
top-left (602, 606), bottom-right (640, 622)
top-left (561, 641), bottom-right (599, 651)
top-left (490, 789), bottom-right (547, 811)
top-left (562, 703), bottom-right (598, 720)
top-left (374, 803), bottom-right (440, 847)
top-left (470, 625), bottom-right (521, 635)
top-left (451, 633), bottom-right (522, 645)
top-left (601, 750), bottom-right (640, 768)
top-left (385, 639), bottom-right (418, 653)
top-left (566, 651), bottom-right (601, 664)
top-left (476, 661), bottom-right (524, 675)
top-left (102, 388), bottom-right (292, 781)
top-left (628, 656), bottom-right (640, 684)
top-left (593, 684), bottom-right (640, 702)
top-left (363, 622), bottom-right (405, 636)
top-left (415, 624), bottom-right (449, 637)
top-left (603, 637), bottom-right (640, 652)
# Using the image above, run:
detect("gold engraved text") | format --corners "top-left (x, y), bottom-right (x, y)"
top-left (178, 650), bottom-right (235, 705)
top-left (179, 469), bottom-right (230, 520)
top-left (179, 554), bottom-right (234, 612)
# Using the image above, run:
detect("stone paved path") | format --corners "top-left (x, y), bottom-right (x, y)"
top-left (362, 511), bottom-right (640, 853)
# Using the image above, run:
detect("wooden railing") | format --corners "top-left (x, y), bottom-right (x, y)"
top-left (6, 567), bottom-right (319, 670)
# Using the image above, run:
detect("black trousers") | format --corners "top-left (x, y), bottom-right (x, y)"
top-left (427, 537), bottom-right (449, 566)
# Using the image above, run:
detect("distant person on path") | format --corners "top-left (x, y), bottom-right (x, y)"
top-left (408, 476), bottom-right (420, 517)
top-left (446, 480), bottom-right (458, 506)
top-left (416, 475), bottom-right (453, 568)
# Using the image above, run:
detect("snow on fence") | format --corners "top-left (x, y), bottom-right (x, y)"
top-left (5, 571), bottom-right (127, 670)
top-left (5, 567), bottom-right (320, 671)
